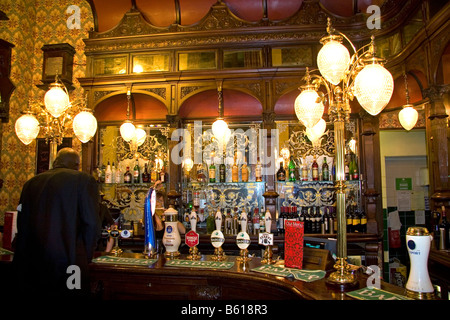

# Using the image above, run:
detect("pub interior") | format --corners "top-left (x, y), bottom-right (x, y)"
top-left (0, 0), bottom-right (449, 303)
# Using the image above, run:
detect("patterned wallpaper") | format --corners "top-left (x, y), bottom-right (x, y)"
top-left (0, 0), bottom-right (94, 223)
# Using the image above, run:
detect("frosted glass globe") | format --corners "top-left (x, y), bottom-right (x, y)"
top-left (44, 84), bottom-right (70, 118)
top-left (15, 113), bottom-right (40, 145)
top-left (295, 88), bottom-right (324, 129)
top-left (73, 111), bottom-right (98, 143)
top-left (399, 106), bottom-right (418, 131)
top-left (354, 63), bottom-right (394, 116)
top-left (317, 39), bottom-right (350, 85)
top-left (120, 121), bottom-right (136, 142)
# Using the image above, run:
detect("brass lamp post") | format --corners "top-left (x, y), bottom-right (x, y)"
top-left (295, 18), bottom-right (394, 288)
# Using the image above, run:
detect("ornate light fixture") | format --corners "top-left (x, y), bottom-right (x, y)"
top-left (305, 118), bottom-right (327, 143)
top-left (119, 90), bottom-right (147, 155)
top-left (212, 84), bottom-right (231, 145)
top-left (398, 72), bottom-right (418, 131)
top-left (120, 89), bottom-right (136, 142)
top-left (15, 75), bottom-right (97, 164)
top-left (294, 68), bottom-right (325, 129)
top-left (295, 18), bottom-right (394, 288)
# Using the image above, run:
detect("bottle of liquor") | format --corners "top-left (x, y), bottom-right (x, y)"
top-left (351, 154), bottom-right (359, 180)
top-left (209, 158), bottom-right (216, 183)
top-left (360, 209), bottom-right (367, 233)
top-left (151, 162), bottom-right (158, 182)
top-left (219, 162), bottom-right (226, 183)
top-left (276, 161), bottom-right (286, 181)
top-left (288, 156), bottom-right (296, 182)
top-left (352, 207), bottom-right (361, 232)
top-left (241, 159), bottom-right (249, 182)
top-left (440, 206), bottom-right (449, 249)
top-left (301, 158), bottom-right (308, 181)
top-left (323, 207), bottom-right (330, 234)
top-left (115, 164), bottom-right (122, 183)
top-left (133, 159), bottom-right (140, 183)
top-left (253, 208), bottom-right (260, 235)
top-left (232, 154), bottom-right (239, 182)
top-left (345, 157), bottom-right (350, 181)
top-left (124, 166), bottom-right (132, 183)
top-left (322, 157), bottom-right (329, 181)
top-left (331, 160), bottom-right (336, 182)
top-left (277, 208), bottom-right (285, 235)
top-left (314, 207), bottom-right (321, 233)
top-left (312, 156), bottom-right (319, 181)
top-left (346, 206), bottom-right (353, 233)
top-left (142, 162), bottom-right (150, 183)
top-left (105, 161), bottom-right (112, 183)
top-left (111, 162), bottom-right (116, 183)
top-left (305, 207), bottom-right (312, 233)
top-left (299, 207), bottom-right (306, 224)
top-left (197, 163), bottom-right (206, 183)
top-left (159, 165), bottom-right (166, 183)
top-left (255, 157), bottom-right (262, 182)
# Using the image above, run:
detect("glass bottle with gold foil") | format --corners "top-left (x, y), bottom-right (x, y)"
top-left (232, 153), bottom-right (239, 182)
top-left (241, 158), bottom-right (249, 182)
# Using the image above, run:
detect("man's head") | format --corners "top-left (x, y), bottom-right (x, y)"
top-left (52, 148), bottom-right (81, 171)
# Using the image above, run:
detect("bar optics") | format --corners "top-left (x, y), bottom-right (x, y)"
top-left (15, 75), bottom-right (97, 163)
top-left (295, 18), bottom-right (394, 288)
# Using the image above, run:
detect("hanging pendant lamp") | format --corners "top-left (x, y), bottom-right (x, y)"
top-left (398, 72), bottom-right (418, 131)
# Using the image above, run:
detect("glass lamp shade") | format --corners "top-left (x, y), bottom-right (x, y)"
top-left (317, 39), bottom-right (351, 85)
top-left (294, 88), bottom-right (324, 129)
top-left (306, 118), bottom-right (326, 142)
top-left (73, 111), bottom-right (98, 143)
top-left (212, 119), bottom-right (229, 143)
top-left (182, 158), bottom-right (194, 172)
top-left (44, 84), bottom-right (70, 118)
top-left (399, 105), bottom-right (418, 131)
top-left (15, 113), bottom-right (40, 145)
top-left (120, 120), bottom-right (136, 142)
top-left (135, 128), bottom-right (147, 146)
top-left (354, 63), bottom-right (394, 116)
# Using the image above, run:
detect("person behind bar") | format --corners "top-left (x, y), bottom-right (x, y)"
top-left (13, 148), bottom-right (101, 300)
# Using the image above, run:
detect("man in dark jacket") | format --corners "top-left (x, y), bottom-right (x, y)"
top-left (13, 147), bottom-right (101, 300)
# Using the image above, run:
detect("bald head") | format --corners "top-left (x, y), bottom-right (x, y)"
top-left (52, 148), bottom-right (80, 170)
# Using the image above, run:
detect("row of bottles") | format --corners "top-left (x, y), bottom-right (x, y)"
top-left (277, 204), bottom-right (367, 234)
top-left (199, 155), bottom-right (263, 183)
top-left (99, 159), bottom-right (166, 184)
top-left (276, 153), bottom-right (359, 182)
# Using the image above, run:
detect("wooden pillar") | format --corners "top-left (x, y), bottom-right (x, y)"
top-left (359, 112), bottom-right (383, 236)
top-left (424, 84), bottom-right (450, 209)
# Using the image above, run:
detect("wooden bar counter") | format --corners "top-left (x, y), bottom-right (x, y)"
top-left (89, 250), bottom-right (407, 300)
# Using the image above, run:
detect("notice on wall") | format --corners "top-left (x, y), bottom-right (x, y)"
top-left (397, 191), bottom-right (411, 211)
top-left (395, 178), bottom-right (412, 191)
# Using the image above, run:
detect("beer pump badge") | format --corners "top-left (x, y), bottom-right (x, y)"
top-left (211, 230), bottom-right (225, 248)
top-left (236, 232), bottom-right (251, 250)
top-left (259, 232), bottom-right (274, 246)
top-left (185, 230), bottom-right (199, 247)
